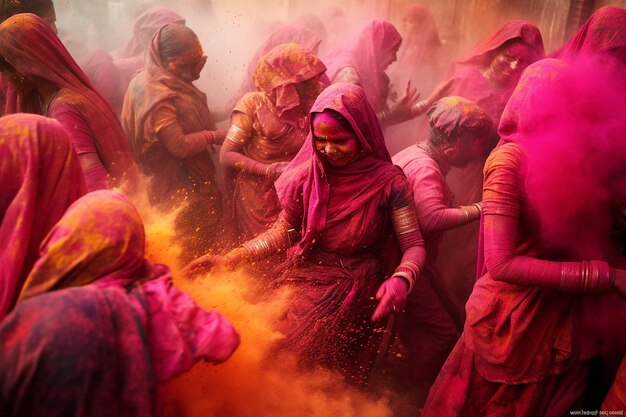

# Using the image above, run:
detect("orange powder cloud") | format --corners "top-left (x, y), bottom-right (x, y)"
top-left (129, 192), bottom-right (394, 417)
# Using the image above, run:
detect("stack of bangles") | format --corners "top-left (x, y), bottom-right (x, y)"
top-left (409, 100), bottom-right (429, 118)
top-left (560, 260), bottom-right (615, 292)
top-left (459, 202), bottom-right (482, 224)
top-left (242, 226), bottom-right (290, 261)
top-left (391, 261), bottom-right (421, 293)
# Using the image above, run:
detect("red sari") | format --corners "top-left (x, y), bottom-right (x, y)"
top-left (422, 59), bottom-right (626, 417)
top-left (324, 19), bottom-right (402, 112)
top-left (0, 13), bottom-right (137, 191)
top-left (0, 113), bottom-right (86, 320)
top-left (223, 43), bottom-right (327, 240)
top-left (0, 191), bottom-right (239, 417)
top-left (273, 83), bottom-right (423, 383)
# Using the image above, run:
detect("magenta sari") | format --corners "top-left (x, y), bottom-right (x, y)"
top-left (430, 20), bottom-right (545, 325)
top-left (552, 6), bottom-right (626, 63)
top-left (0, 113), bottom-right (86, 320)
top-left (324, 19), bottom-right (402, 112)
top-left (273, 83), bottom-right (412, 382)
top-left (27, 189), bottom-right (239, 373)
top-left (0, 13), bottom-right (137, 190)
top-left (423, 58), bottom-right (626, 417)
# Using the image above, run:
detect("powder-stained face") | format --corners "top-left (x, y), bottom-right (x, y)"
top-left (487, 40), bottom-right (535, 88)
top-left (379, 42), bottom-right (401, 71)
top-left (312, 111), bottom-right (361, 167)
top-left (166, 42), bottom-right (207, 82)
top-left (295, 75), bottom-right (324, 112)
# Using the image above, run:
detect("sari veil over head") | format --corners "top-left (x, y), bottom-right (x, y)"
top-left (552, 5), bottom-right (626, 63)
top-left (448, 20), bottom-right (545, 76)
top-left (253, 42), bottom-right (327, 127)
top-left (18, 189), bottom-right (240, 382)
top-left (324, 19), bottom-right (402, 111)
top-left (0, 113), bottom-right (86, 320)
top-left (275, 82), bottom-right (404, 257)
top-left (0, 13), bottom-right (136, 182)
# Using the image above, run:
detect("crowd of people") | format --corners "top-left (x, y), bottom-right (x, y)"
top-left (0, 0), bottom-right (625, 416)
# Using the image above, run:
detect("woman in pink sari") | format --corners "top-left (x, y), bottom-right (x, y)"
top-left (0, 189), bottom-right (239, 417)
top-left (0, 113), bottom-right (86, 321)
top-left (325, 18), bottom-right (438, 128)
top-left (422, 59), bottom-right (626, 416)
top-left (0, 13), bottom-right (137, 191)
top-left (122, 24), bottom-right (225, 261)
top-left (428, 20), bottom-right (545, 327)
top-left (220, 43), bottom-right (327, 242)
top-left (0, 0), bottom-right (57, 115)
top-left (190, 83), bottom-right (426, 384)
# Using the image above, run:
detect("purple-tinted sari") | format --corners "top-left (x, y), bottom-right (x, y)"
top-left (0, 113), bottom-right (86, 320)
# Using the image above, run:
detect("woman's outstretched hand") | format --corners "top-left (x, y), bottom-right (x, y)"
top-left (372, 277), bottom-right (409, 321)
top-left (183, 254), bottom-right (227, 277)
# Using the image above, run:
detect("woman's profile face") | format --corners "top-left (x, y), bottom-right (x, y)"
top-left (312, 111), bottom-right (361, 167)
top-left (487, 40), bottom-right (535, 88)
top-left (379, 42), bottom-right (401, 71)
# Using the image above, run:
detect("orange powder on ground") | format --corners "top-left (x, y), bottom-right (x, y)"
top-left (129, 193), bottom-right (394, 417)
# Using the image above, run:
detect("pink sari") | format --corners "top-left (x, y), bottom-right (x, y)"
top-left (16, 189), bottom-right (240, 381)
top-left (273, 83), bottom-right (411, 382)
top-left (0, 14), bottom-right (137, 189)
top-left (0, 113), bottom-right (86, 320)
top-left (324, 19), bottom-right (402, 112)
top-left (431, 20), bottom-right (545, 325)
top-left (551, 6), bottom-right (626, 63)
top-left (423, 58), bottom-right (626, 417)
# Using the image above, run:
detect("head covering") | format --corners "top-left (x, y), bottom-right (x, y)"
top-left (0, 14), bottom-right (137, 182)
top-left (427, 96), bottom-right (493, 142)
top-left (448, 20), bottom-right (545, 76)
top-left (552, 6), bottom-right (626, 63)
top-left (491, 57), bottom-right (626, 262)
top-left (497, 58), bottom-right (569, 144)
top-left (324, 19), bottom-right (402, 111)
top-left (233, 25), bottom-right (323, 104)
top-left (253, 42), bottom-right (327, 123)
top-left (19, 191), bottom-right (145, 301)
top-left (17, 189), bottom-right (240, 384)
top-left (121, 23), bottom-right (216, 185)
top-left (0, 113), bottom-right (86, 320)
top-left (121, 5), bottom-right (185, 59)
top-left (399, 4), bottom-right (442, 64)
top-left (275, 82), bottom-right (404, 256)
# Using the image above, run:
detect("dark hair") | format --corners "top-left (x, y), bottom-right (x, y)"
top-left (0, 0), bottom-right (53, 22)
top-left (158, 24), bottom-right (200, 63)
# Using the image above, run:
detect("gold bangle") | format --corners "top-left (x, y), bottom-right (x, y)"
top-left (225, 124), bottom-right (250, 144)
top-left (392, 204), bottom-right (420, 236)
